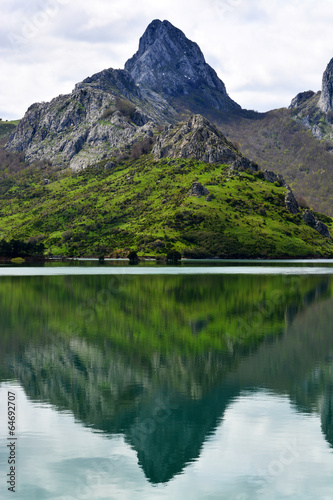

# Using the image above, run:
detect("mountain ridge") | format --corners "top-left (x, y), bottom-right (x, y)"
top-left (5, 19), bottom-right (241, 171)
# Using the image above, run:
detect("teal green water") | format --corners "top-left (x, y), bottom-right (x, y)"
top-left (0, 264), bottom-right (333, 499)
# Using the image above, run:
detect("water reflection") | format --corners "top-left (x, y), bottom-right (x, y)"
top-left (0, 271), bottom-right (333, 494)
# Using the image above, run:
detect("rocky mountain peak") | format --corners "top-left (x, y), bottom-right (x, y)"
top-left (318, 57), bottom-right (333, 112)
top-left (125, 20), bottom-right (240, 114)
top-left (130, 20), bottom-right (187, 59)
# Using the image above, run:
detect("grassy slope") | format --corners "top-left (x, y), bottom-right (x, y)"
top-left (0, 153), bottom-right (333, 258)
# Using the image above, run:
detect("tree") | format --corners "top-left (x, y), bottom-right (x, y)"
top-left (128, 250), bottom-right (139, 263)
top-left (166, 250), bottom-right (181, 263)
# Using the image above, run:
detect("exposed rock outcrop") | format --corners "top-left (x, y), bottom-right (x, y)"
top-left (302, 209), bottom-right (317, 228)
top-left (152, 114), bottom-right (240, 163)
top-left (6, 83), bottom-right (158, 171)
top-left (285, 188), bottom-right (299, 214)
top-left (319, 58), bottom-right (333, 112)
top-left (263, 170), bottom-right (286, 187)
top-left (315, 220), bottom-right (331, 238)
top-left (188, 182), bottom-right (210, 197)
top-left (232, 157), bottom-right (258, 173)
top-left (302, 209), bottom-right (331, 238)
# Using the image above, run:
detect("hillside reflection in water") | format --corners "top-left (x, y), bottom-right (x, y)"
top-left (0, 268), bottom-right (333, 499)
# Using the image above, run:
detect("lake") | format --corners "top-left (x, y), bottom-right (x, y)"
top-left (0, 260), bottom-right (333, 499)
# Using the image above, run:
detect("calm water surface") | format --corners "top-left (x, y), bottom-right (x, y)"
top-left (0, 261), bottom-right (333, 499)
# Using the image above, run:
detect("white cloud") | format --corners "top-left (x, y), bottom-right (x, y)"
top-left (1, 0), bottom-right (333, 119)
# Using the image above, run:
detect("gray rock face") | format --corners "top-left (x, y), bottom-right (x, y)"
top-left (232, 157), bottom-right (258, 173)
top-left (188, 182), bottom-right (210, 197)
top-left (125, 20), bottom-right (241, 114)
top-left (152, 114), bottom-right (240, 163)
top-left (6, 75), bottom-right (168, 171)
top-left (316, 220), bottom-right (331, 238)
top-left (285, 188), bottom-right (299, 214)
top-left (264, 170), bottom-right (286, 187)
top-left (302, 209), bottom-right (331, 238)
top-left (7, 87), bottom-right (154, 170)
top-left (302, 209), bottom-right (317, 228)
top-left (319, 58), bottom-right (333, 112)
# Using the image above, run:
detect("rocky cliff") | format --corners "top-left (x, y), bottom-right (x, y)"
top-left (318, 58), bottom-right (333, 112)
top-left (6, 71), bottom-right (171, 171)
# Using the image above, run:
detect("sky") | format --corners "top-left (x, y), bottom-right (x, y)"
top-left (1, 0), bottom-right (333, 120)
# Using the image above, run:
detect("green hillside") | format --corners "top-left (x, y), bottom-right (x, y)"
top-left (0, 150), bottom-right (332, 258)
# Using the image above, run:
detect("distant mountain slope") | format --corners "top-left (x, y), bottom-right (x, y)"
top-left (222, 105), bottom-right (333, 216)
top-left (221, 55), bottom-right (333, 216)
top-left (0, 120), bottom-right (17, 139)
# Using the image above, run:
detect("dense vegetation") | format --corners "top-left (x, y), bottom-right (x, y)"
top-left (0, 238), bottom-right (44, 258)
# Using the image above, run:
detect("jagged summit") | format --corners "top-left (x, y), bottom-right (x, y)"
top-left (125, 19), bottom-right (240, 115)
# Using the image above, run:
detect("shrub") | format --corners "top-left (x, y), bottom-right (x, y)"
top-left (296, 195), bottom-right (309, 209)
top-left (115, 98), bottom-right (136, 118)
top-left (0, 238), bottom-right (44, 258)
top-left (130, 137), bottom-right (155, 160)
top-left (62, 230), bottom-right (73, 241)
top-left (166, 250), bottom-right (181, 263)
top-left (128, 250), bottom-right (139, 262)
top-left (182, 247), bottom-right (211, 259)
top-left (101, 108), bottom-right (115, 120)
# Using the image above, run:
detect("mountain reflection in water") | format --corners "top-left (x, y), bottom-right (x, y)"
top-left (0, 271), bottom-right (333, 487)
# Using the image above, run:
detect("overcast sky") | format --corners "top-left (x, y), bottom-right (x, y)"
top-left (1, 0), bottom-right (333, 120)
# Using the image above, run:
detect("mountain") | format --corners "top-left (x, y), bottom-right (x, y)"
top-left (6, 19), bottom-right (333, 218)
top-left (5, 19), bottom-right (239, 171)
top-left (2, 19), bottom-right (333, 257)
